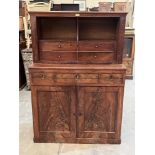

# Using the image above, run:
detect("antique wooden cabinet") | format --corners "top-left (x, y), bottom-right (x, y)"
top-left (29, 64), bottom-right (126, 144)
top-left (29, 12), bottom-right (127, 144)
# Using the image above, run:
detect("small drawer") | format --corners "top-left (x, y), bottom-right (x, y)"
top-left (79, 41), bottom-right (115, 51)
top-left (56, 73), bottom-right (98, 84)
top-left (99, 74), bottom-right (123, 84)
top-left (78, 52), bottom-right (114, 63)
top-left (76, 73), bottom-right (98, 84)
top-left (39, 40), bottom-right (77, 51)
top-left (55, 73), bottom-right (76, 83)
top-left (40, 52), bottom-right (77, 62)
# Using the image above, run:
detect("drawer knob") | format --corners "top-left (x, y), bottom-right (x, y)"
top-left (94, 55), bottom-right (97, 58)
top-left (75, 74), bottom-right (80, 80)
top-left (78, 112), bottom-right (82, 116)
top-left (41, 74), bottom-right (45, 80)
top-left (58, 44), bottom-right (61, 48)
top-left (95, 45), bottom-right (98, 48)
top-left (109, 75), bottom-right (113, 80)
top-left (58, 56), bottom-right (61, 58)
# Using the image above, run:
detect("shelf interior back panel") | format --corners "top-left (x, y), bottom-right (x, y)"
top-left (79, 17), bottom-right (119, 40)
top-left (37, 17), bottom-right (77, 41)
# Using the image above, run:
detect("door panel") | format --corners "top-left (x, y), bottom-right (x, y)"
top-left (77, 86), bottom-right (120, 139)
top-left (34, 86), bottom-right (76, 141)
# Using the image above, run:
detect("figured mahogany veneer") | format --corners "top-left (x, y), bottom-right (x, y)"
top-left (29, 12), bottom-right (127, 144)
top-left (29, 64), bottom-right (126, 144)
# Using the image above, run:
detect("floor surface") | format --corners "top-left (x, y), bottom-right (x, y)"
top-left (19, 79), bottom-right (135, 155)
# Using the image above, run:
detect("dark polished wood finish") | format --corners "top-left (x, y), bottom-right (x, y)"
top-left (29, 64), bottom-right (126, 144)
top-left (30, 11), bottom-right (127, 64)
top-left (29, 12), bottom-right (127, 144)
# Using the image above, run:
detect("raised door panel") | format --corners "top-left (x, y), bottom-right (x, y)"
top-left (32, 86), bottom-right (76, 142)
top-left (77, 87), bottom-right (122, 140)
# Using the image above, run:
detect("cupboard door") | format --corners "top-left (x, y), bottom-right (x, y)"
top-left (77, 86), bottom-right (123, 140)
top-left (31, 86), bottom-right (76, 142)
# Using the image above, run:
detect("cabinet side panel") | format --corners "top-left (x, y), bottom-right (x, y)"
top-left (31, 86), bottom-right (40, 141)
top-left (30, 15), bottom-right (39, 62)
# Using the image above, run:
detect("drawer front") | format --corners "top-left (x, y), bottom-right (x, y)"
top-left (79, 41), bottom-right (115, 51)
top-left (31, 72), bottom-right (124, 85)
top-left (39, 40), bottom-right (77, 51)
top-left (40, 52), bottom-right (77, 62)
top-left (78, 52), bottom-right (114, 63)
top-left (99, 74), bottom-right (123, 84)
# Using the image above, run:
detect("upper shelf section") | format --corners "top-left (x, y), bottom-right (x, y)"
top-left (37, 17), bottom-right (119, 40)
top-left (30, 12), bottom-right (127, 64)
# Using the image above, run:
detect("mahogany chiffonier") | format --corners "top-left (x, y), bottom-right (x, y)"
top-left (29, 11), bottom-right (127, 144)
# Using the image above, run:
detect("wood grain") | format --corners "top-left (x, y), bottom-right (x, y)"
top-left (29, 11), bottom-right (127, 144)
top-left (30, 12), bottom-right (126, 64)
top-left (29, 65), bottom-right (126, 143)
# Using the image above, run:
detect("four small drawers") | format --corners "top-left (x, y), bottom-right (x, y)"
top-left (38, 40), bottom-right (116, 63)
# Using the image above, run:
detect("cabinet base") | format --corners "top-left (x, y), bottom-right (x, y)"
top-left (33, 137), bottom-right (121, 144)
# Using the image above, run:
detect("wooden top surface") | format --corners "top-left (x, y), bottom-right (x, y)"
top-left (29, 11), bottom-right (127, 17)
top-left (29, 63), bottom-right (126, 70)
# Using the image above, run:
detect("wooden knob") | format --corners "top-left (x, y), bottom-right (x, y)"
top-left (58, 44), bottom-right (61, 48)
top-left (109, 75), bottom-right (113, 80)
top-left (41, 74), bottom-right (45, 80)
top-left (58, 56), bottom-right (61, 58)
top-left (75, 74), bottom-right (80, 80)
top-left (95, 45), bottom-right (98, 48)
top-left (94, 55), bottom-right (97, 58)
top-left (78, 112), bottom-right (82, 116)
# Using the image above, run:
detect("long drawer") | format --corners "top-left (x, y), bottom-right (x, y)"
top-left (30, 72), bottom-right (124, 86)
